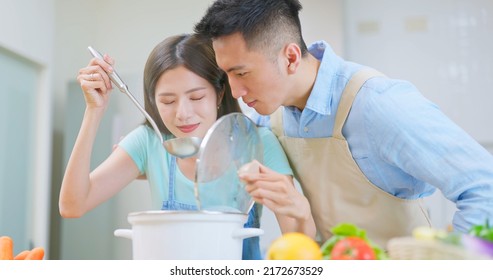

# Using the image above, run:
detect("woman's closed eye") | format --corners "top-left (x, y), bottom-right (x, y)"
top-left (158, 97), bottom-right (203, 105)
top-left (190, 94), bottom-right (205, 101)
top-left (158, 97), bottom-right (175, 105)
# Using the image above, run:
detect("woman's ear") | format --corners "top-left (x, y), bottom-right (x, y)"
top-left (284, 43), bottom-right (302, 74)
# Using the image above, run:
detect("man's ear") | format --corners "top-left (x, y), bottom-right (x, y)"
top-left (284, 43), bottom-right (302, 74)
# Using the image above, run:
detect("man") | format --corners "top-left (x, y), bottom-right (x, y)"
top-left (195, 0), bottom-right (493, 247)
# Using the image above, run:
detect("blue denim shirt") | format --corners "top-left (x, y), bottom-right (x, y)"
top-left (251, 41), bottom-right (493, 233)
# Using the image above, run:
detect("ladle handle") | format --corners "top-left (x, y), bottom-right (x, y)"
top-left (87, 46), bottom-right (164, 144)
top-left (88, 46), bottom-right (127, 92)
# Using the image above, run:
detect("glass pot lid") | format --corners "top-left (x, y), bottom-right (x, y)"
top-left (194, 113), bottom-right (263, 214)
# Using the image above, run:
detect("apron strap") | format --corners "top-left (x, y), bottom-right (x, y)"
top-left (168, 155), bottom-right (177, 201)
top-left (333, 68), bottom-right (385, 139)
top-left (270, 107), bottom-right (284, 137)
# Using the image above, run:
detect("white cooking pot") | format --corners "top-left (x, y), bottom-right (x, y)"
top-left (114, 210), bottom-right (264, 260)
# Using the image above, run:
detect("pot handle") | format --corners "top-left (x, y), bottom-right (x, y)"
top-left (231, 228), bottom-right (264, 239)
top-left (114, 229), bottom-right (133, 240)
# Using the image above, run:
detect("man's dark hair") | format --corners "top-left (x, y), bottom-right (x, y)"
top-left (194, 0), bottom-right (308, 59)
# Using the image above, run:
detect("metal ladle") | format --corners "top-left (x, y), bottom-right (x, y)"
top-left (88, 46), bottom-right (201, 158)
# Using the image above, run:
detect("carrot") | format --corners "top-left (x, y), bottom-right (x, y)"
top-left (0, 236), bottom-right (14, 260)
top-left (14, 250), bottom-right (30, 260)
top-left (24, 247), bottom-right (45, 260)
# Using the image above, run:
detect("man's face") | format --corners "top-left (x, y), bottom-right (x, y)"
top-left (212, 33), bottom-right (289, 115)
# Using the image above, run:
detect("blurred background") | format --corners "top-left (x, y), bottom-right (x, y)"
top-left (1, 0), bottom-right (492, 259)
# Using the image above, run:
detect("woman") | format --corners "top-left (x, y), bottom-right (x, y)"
top-left (59, 34), bottom-right (315, 259)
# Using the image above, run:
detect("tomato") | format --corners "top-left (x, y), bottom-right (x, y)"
top-left (330, 236), bottom-right (376, 260)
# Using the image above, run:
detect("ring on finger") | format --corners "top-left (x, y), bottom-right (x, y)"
top-left (90, 73), bottom-right (95, 81)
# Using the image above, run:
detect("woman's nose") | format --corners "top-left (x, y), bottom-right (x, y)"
top-left (176, 100), bottom-right (192, 120)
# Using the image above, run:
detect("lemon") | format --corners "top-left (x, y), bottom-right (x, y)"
top-left (266, 232), bottom-right (322, 260)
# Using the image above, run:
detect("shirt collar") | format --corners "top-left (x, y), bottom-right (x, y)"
top-left (301, 40), bottom-right (342, 116)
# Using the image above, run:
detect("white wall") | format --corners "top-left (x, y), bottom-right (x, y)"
top-left (0, 0), bottom-right (54, 257)
top-left (344, 0), bottom-right (493, 144)
top-left (301, 0), bottom-right (344, 55)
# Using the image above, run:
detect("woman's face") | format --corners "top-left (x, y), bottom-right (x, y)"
top-left (155, 65), bottom-right (219, 139)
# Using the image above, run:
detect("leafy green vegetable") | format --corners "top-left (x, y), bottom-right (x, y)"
top-left (468, 220), bottom-right (493, 243)
top-left (320, 223), bottom-right (388, 260)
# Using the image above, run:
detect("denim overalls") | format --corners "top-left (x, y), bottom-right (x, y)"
top-left (161, 156), bottom-right (261, 260)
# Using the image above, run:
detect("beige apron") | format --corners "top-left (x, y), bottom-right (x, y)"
top-left (270, 69), bottom-right (431, 248)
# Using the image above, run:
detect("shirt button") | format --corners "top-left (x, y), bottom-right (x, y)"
top-left (304, 127), bottom-right (309, 132)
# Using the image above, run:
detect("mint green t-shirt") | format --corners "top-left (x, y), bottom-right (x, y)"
top-left (119, 124), bottom-right (293, 210)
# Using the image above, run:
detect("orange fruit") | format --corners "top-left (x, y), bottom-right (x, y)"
top-left (266, 232), bottom-right (322, 260)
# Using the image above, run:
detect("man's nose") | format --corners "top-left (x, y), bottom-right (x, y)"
top-left (229, 79), bottom-right (246, 99)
